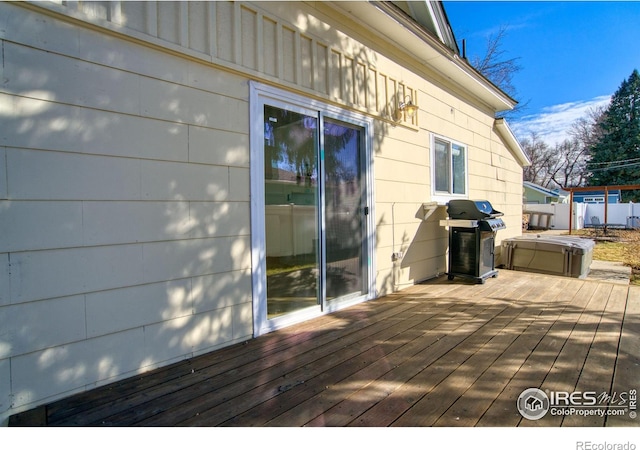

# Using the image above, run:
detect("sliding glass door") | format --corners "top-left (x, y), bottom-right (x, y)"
top-left (324, 119), bottom-right (366, 304)
top-left (251, 83), bottom-right (374, 335)
top-left (263, 105), bottom-right (321, 318)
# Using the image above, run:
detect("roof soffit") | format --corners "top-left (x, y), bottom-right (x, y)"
top-left (326, 1), bottom-right (516, 112)
top-left (389, 1), bottom-right (458, 52)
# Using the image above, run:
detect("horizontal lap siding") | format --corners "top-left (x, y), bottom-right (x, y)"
top-left (0, 0), bottom-right (526, 424)
top-left (0, 2), bottom-right (253, 418)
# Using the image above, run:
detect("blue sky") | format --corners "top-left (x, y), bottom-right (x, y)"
top-left (443, 1), bottom-right (640, 146)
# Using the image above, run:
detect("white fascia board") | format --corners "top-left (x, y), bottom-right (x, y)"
top-left (524, 181), bottom-right (558, 197)
top-left (329, 1), bottom-right (516, 112)
top-left (495, 118), bottom-right (531, 167)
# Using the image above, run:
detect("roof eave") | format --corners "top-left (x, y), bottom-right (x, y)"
top-left (524, 181), bottom-right (559, 197)
top-left (327, 1), bottom-right (516, 112)
top-left (495, 118), bottom-right (531, 167)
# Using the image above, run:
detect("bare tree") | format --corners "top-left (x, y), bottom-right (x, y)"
top-left (470, 26), bottom-right (607, 187)
top-left (521, 132), bottom-right (554, 185)
top-left (569, 106), bottom-right (606, 149)
top-left (522, 107), bottom-right (606, 189)
top-left (470, 25), bottom-right (528, 118)
top-left (548, 139), bottom-right (589, 188)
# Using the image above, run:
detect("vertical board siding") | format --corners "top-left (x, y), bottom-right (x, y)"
top-left (145, 1), bottom-right (158, 37)
top-left (78, 1), bottom-right (109, 21)
top-left (262, 17), bottom-right (278, 77)
top-left (315, 42), bottom-right (328, 95)
top-left (343, 56), bottom-right (355, 104)
top-left (215, 1), bottom-right (234, 63)
top-left (300, 35), bottom-right (313, 90)
top-left (330, 50), bottom-right (342, 100)
top-left (240, 6), bottom-right (257, 70)
top-left (187, 1), bottom-right (209, 54)
top-left (282, 26), bottom-right (296, 84)
top-left (36, 1), bottom-right (417, 123)
top-left (120, 1), bottom-right (144, 34)
top-left (157, 1), bottom-right (180, 45)
top-left (367, 67), bottom-right (378, 111)
top-left (206, 2), bottom-right (217, 57)
top-left (108, 1), bottom-right (122, 25)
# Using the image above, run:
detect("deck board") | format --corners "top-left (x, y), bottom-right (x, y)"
top-left (432, 278), bottom-right (574, 426)
top-left (606, 285), bottom-right (640, 426)
top-left (99, 301), bottom-right (424, 426)
top-left (476, 279), bottom-right (598, 426)
top-left (8, 269), bottom-right (640, 428)
top-left (271, 303), bottom-right (504, 427)
top-left (564, 284), bottom-right (628, 427)
top-left (525, 282), bottom-right (614, 427)
top-left (223, 302), bottom-right (469, 426)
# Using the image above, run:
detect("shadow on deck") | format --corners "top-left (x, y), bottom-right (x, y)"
top-left (9, 269), bottom-right (640, 427)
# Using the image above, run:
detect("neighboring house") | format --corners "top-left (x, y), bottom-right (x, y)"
top-left (523, 181), bottom-right (570, 204)
top-left (572, 190), bottom-right (621, 204)
top-left (523, 181), bottom-right (561, 204)
top-left (0, 1), bottom-right (530, 423)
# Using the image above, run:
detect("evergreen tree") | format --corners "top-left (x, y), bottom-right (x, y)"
top-left (587, 69), bottom-right (640, 199)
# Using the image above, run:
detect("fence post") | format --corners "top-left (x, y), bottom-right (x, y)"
top-left (569, 191), bottom-right (574, 234)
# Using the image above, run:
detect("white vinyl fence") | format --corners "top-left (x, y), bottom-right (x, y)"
top-left (524, 203), bottom-right (640, 230)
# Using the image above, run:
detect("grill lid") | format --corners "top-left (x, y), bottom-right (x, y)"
top-left (447, 199), bottom-right (504, 220)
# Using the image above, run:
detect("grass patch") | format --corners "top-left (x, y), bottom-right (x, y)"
top-left (266, 256), bottom-right (316, 276)
top-left (562, 229), bottom-right (640, 285)
top-left (593, 242), bottom-right (628, 262)
top-left (623, 240), bottom-right (640, 285)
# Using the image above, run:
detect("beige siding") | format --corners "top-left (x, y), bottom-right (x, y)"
top-left (0, 0), bottom-right (525, 423)
top-left (12, 0), bottom-right (421, 125)
top-left (0, 1), bottom-right (253, 421)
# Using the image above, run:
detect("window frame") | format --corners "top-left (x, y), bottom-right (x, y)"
top-left (431, 133), bottom-right (469, 203)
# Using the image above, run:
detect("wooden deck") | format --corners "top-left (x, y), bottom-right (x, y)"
top-left (10, 269), bottom-right (640, 427)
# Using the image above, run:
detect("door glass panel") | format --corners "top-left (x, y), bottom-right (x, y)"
top-left (324, 120), bottom-right (366, 301)
top-left (264, 105), bottom-right (320, 319)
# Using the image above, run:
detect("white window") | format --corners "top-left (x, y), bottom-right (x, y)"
top-left (432, 135), bottom-right (467, 201)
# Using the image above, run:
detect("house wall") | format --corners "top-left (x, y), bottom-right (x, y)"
top-left (573, 193), bottom-right (620, 204)
top-left (0, 1), bottom-right (525, 423)
top-left (524, 188), bottom-right (554, 204)
top-left (0, 1), bottom-right (257, 423)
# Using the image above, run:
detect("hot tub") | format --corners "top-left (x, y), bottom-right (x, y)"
top-left (501, 235), bottom-right (595, 279)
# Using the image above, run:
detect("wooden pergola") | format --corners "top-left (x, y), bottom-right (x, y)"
top-left (564, 184), bottom-right (640, 234)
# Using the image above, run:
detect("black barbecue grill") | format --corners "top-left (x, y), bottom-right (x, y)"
top-left (439, 199), bottom-right (506, 283)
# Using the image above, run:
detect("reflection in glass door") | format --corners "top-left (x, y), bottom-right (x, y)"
top-left (263, 105), bottom-right (320, 319)
top-left (253, 86), bottom-right (373, 333)
top-left (324, 119), bottom-right (366, 303)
